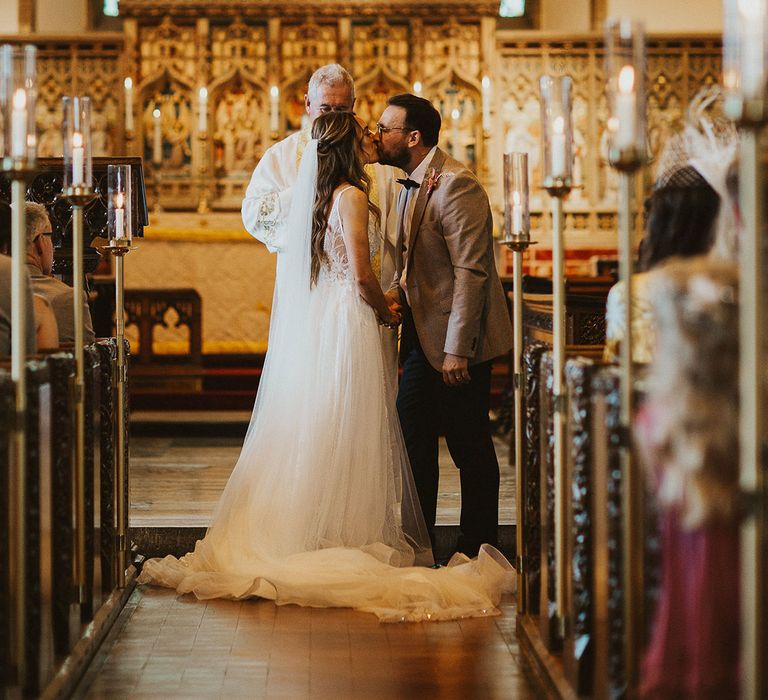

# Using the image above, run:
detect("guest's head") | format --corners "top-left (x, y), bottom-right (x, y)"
top-left (376, 94), bottom-right (441, 173)
top-left (25, 202), bottom-right (54, 275)
top-left (309, 111), bottom-right (379, 285)
top-left (639, 166), bottom-right (720, 272)
top-left (644, 257), bottom-right (739, 528)
top-left (0, 200), bottom-right (10, 255)
top-left (305, 64), bottom-right (356, 123)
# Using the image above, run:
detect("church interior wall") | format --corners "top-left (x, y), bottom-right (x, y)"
top-left (0, 0), bottom-right (724, 354)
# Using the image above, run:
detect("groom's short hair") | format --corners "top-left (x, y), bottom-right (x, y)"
top-left (387, 94), bottom-right (441, 148)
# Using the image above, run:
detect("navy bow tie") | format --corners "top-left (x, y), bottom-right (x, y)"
top-left (396, 178), bottom-right (420, 190)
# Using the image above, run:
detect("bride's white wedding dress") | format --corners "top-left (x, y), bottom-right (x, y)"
top-left (139, 141), bottom-right (514, 621)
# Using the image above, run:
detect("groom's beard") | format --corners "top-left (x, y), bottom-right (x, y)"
top-left (376, 142), bottom-right (410, 171)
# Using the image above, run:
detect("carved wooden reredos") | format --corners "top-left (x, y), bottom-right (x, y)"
top-left (6, 2), bottom-right (721, 252)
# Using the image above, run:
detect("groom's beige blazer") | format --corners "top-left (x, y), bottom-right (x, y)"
top-left (392, 147), bottom-right (512, 371)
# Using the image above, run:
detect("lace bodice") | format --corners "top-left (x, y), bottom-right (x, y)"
top-left (319, 186), bottom-right (379, 285)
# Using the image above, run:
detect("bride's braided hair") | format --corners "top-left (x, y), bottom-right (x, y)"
top-left (310, 112), bottom-right (380, 286)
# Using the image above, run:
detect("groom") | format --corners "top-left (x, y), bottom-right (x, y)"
top-left (377, 94), bottom-right (512, 556)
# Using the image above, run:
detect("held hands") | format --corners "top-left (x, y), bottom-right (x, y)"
top-left (442, 353), bottom-right (470, 387)
top-left (378, 303), bottom-right (401, 329)
top-left (379, 291), bottom-right (403, 330)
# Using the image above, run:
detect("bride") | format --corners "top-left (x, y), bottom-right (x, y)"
top-left (139, 111), bottom-right (513, 621)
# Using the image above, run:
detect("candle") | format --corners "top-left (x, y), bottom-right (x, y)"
top-left (11, 88), bottom-right (27, 159)
top-left (152, 107), bottom-right (162, 164)
top-left (512, 191), bottom-right (523, 235)
top-left (451, 107), bottom-right (463, 161)
top-left (413, 81), bottom-right (423, 96)
top-left (481, 75), bottom-right (492, 132)
top-left (198, 86), bottom-right (208, 134)
top-left (269, 85), bottom-right (279, 133)
top-left (114, 192), bottom-right (125, 239)
top-left (551, 115), bottom-right (566, 178)
top-left (72, 131), bottom-right (84, 185)
top-left (615, 65), bottom-right (637, 150)
top-left (124, 77), bottom-right (134, 132)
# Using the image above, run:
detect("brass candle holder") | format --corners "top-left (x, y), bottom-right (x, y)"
top-left (1, 41), bottom-right (37, 691)
top-left (502, 152), bottom-right (537, 614)
top-left (539, 73), bottom-right (574, 640)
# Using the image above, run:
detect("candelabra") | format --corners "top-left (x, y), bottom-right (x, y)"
top-left (62, 95), bottom-right (99, 606)
top-left (605, 17), bottom-right (646, 690)
top-left (1, 42), bottom-right (37, 691)
top-left (102, 164), bottom-right (134, 587)
top-left (539, 74), bottom-right (574, 639)
top-left (723, 2), bottom-right (768, 697)
top-left (502, 152), bottom-right (536, 613)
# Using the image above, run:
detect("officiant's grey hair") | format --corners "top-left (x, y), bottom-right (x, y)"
top-left (308, 64), bottom-right (356, 100)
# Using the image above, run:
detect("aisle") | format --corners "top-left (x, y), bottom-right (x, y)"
top-left (74, 586), bottom-right (536, 699)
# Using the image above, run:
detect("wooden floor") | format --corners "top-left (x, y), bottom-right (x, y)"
top-left (129, 432), bottom-right (515, 528)
top-left (74, 586), bottom-right (537, 699)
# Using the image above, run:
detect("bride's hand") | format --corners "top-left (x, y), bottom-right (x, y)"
top-left (379, 306), bottom-right (401, 329)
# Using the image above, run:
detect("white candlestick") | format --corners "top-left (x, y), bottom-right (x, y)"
top-left (481, 75), bottom-right (492, 132)
top-left (72, 131), bottom-right (84, 185)
top-left (451, 107), bottom-right (462, 162)
top-left (615, 66), bottom-right (637, 150)
top-left (742, 25), bottom-right (764, 97)
top-left (270, 85), bottom-right (279, 133)
top-left (115, 205), bottom-right (125, 240)
top-left (11, 88), bottom-right (27, 159)
top-left (551, 116), bottom-right (566, 178)
top-left (198, 86), bottom-right (208, 134)
top-left (512, 191), bottom-right (523, 235)
top-left (124, 77), bottom-right (134, 132)
top-left (152, 108), bottom-right (162, 164)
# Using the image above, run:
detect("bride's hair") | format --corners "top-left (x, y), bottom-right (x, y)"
top-left (310, 111), bottom-right (380, 285)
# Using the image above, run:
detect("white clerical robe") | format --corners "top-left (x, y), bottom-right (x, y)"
top-left (241, 128), bottom-right (401, 388)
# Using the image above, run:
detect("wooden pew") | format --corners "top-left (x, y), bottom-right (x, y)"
top-left (44, 352), bottom-right (81, 657)
top-left (0, 368), bottom-right (12, 689)
top-left (22, 360), bottom-right (56, 695)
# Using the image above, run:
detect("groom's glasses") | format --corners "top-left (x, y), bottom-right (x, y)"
top-left (376, 123), bottom-right (412, 136)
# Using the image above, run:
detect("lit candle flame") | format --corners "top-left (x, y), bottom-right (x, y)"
top-left (618, 65), bottom-right (635, 94)
top-left (413, 81), bottom-right (422, 95)
top-left (270, 85), bottom-right (279, 98)
top-left (199, 86), bottom-right (208, 101)
top-left (73, 131), bottom-right (83, 148)
top-left (13, 88), bottom-right (26, 110)
top-left (451, 108), bottom-right (460, 120)
top-left (124, 77), bottom-right (132, 90)
top-left (153, 108), bottom-right (161, 119)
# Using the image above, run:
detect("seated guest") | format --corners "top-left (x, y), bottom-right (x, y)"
top-left (636, 257), bottom-right (741, 699)
top-left (0, 201), bottom-right (38, 355)
top-left (25, 201), bottom-right (94, 345)
top-left (604, 166), bottom-right (720, 363)
top-left (605, 88), bottom-right (737, 364)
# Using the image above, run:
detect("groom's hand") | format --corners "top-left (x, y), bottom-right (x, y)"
top-left (442, 354), bottom-right (470, 386)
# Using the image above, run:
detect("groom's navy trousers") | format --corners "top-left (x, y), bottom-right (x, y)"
top-left (396, 318), bottom-right (500, 556)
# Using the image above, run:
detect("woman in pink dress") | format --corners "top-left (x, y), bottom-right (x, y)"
top-left (636, 257), bottom-right (741, 699)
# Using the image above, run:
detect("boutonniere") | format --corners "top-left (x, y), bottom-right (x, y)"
top-left (425, 167), bottom-right (444, 195)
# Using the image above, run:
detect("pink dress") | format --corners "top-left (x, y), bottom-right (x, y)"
top-left (636, 405), bottom-right (741, 699)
